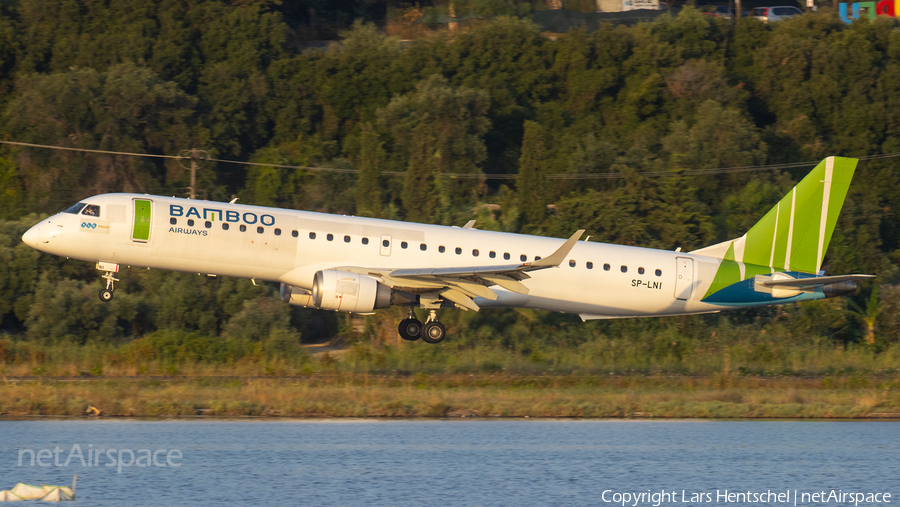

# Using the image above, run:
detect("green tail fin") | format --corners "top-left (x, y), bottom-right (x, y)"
top-left (692, 156), bottom-right (857, 274)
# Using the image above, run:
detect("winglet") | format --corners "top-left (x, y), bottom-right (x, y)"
top-left (530, 229), bottom-right (585, 268)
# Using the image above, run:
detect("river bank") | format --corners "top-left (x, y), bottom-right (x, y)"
top-left (2, 374), bottom-right (898, 419)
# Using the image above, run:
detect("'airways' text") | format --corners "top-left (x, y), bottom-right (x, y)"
top-left (169, 227), bottom-right (208, 236)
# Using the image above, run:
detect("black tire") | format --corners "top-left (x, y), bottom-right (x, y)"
top-left (421, 321), bottom-right (446, 344)
top-left (398, 318), bottom-right (422, 341)
top-left (99, 289), bottom-right (114, 302)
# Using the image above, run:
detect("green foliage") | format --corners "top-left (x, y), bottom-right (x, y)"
top-left (517, 120), bottom-right (547, 229)
top-left (0, 6), bottom-right (899, 363)
top-left (354, 123), bottom-right (384, 217)
top-left (380, 75), bottom-right (491, 222)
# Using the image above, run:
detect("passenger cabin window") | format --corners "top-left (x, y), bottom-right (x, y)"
top-left (621, 265), bottom-right (627, 273)
top-left (222, 223), bottom-right (229, 231)
top-left (401, 241), bottom-right (408, 249)
top-left (455, 247), bottom-right (462, 255)
top-left (257, 226), bottom-right (264, 234)
top-left (170, 218), bottom-right (177, 225)
top-left (587, 262), bottom-right (593, 269)
top-left (520, 254), bottom-right (527, 262)
top-left (638, 267), bottom-right (645, 275)
top-left (420, 244), bottom-right (427, 251)
top-left (569, 260), bottom-right (576, 267)
top-left (240, 225), bottom-right (247, 232)
top-left (344, 235), bottom-right (351, 243)
top-left (655, 269), bottom-right (662, 276)
top-left (205, 221), bottom-right (212, 228)
top-left (382, 239), bottom-right (390, 247)
top-left (489, 251), bottom-right (496, 259)
top-left (63, 203), bottom-right (87, 215)
top-left (292, 230), bottom-right (299, 238)
top-left (504, 253), bottom-right (511, 260)
top-left (604, 263), bottom-right (610, 271)
top-left (439, 246), bottom-right (446, 253)
top-left (362, 237), bottom-right (369, 245)
top-left (274, 228), bottom-right (281, 236)
top-left (327, 234), bottom-right (334, 241)
top-left (309, 232), bottom-right (316, 239)
top-left (472, 249), bottom-right (479, 257)
top-left (81, 204), bottom-right (101, 217)
top-left (187, 219), bottom-right (195, 227)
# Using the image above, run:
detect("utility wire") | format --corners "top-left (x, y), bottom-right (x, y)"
top-left (3, 139), bottom-right (900, 181)
top-left (0, 140), bottom-right (183, 160)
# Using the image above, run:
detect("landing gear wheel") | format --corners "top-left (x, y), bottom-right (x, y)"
top-left (421, 321), bottom-right (446, 344)
top-left (99, 289), bottom-right (114, 302)
top-left (398, 318), bottom-right (423, 341)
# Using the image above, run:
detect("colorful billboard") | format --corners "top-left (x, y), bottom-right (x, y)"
top-left (839, 0), bottom-right (899, 22)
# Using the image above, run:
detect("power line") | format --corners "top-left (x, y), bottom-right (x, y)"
top-left (0, 140), bottom-right (183, 160)
top-left (3, 139), bottom-right (900, 181)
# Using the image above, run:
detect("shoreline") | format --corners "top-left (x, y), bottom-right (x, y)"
top-left (1, 374), bottom-right (897, 419)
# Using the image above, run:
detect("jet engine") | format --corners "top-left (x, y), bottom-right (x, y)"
top-left (312, 270), bottom-right (393, 313)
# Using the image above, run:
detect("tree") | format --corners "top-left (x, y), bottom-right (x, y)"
top-left (354, 124), bottom-right (384, 217)
top-left (379, 75), bottom-right (491, 221)
top-left (2, 63), bottom-right (197, 211)
top-left (517, 120), bottom-right (547, 229)
top-left (848, 287), bottom-right (881, 345)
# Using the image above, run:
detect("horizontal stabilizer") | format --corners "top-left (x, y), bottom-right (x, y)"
top-left (755, 273), bottom-right (874, 288)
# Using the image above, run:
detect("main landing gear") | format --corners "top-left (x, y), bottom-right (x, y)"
top-left (398, 308), bottom-right (446, 344)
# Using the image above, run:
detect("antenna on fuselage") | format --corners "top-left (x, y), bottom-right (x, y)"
top-left (229, 197), bottom-right (239, 204)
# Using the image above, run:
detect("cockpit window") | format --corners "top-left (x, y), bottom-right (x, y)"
top-left (81, 204), bottom-right (101, 217)
top-left (63, 203), bottom-right (87, 215)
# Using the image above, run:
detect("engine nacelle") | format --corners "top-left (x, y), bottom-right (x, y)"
top-left (312, 270), bottom-right (392, 313)
top-left (280, 283), bottom-right (316, 308)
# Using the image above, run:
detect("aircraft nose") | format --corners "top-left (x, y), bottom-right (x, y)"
top-left (22, 224), bottom-right (39, 246)
top-left (22, 222), bottom-right (49, 248)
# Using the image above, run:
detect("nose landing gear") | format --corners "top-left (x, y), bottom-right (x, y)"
top-left (96, 262), bottom-right (119, 302)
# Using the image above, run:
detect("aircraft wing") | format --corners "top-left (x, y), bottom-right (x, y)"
top-left (339, 229), bottom-right (585, 311)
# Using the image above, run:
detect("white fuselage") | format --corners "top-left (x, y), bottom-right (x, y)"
top-left (23, 194), bottom-right (728, 319)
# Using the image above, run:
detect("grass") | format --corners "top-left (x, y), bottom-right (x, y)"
top-left (2, 329), bottom-right (899, 419)
top-left (1, 374), bottom-right (898, 419)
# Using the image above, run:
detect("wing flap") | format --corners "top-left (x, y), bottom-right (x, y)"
top-left (440, 288), bottom-right (480, 311)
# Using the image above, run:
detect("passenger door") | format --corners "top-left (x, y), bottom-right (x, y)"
top-left (674, 257), bottom-right (694, 300)
top-left (132, 198), bottom-right (153, 242)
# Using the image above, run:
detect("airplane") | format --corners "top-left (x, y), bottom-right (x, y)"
top-left (21, 156), bottom-right (874, 344)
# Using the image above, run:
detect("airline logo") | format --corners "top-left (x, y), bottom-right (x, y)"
top-left (80, 221), bottom-right (110, 234)
top-left (169, 205), bottom-right (276, 226)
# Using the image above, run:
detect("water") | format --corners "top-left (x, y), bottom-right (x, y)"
top-left (0, 420), bottom-right (896, 506)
